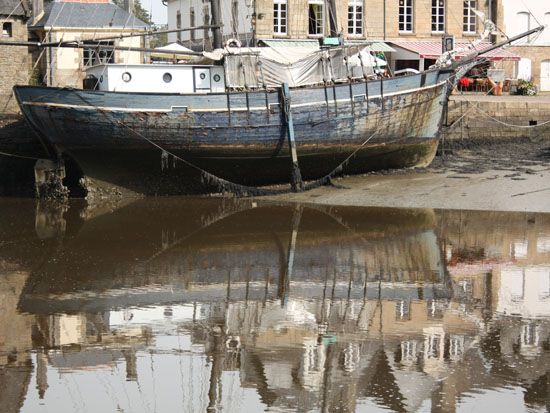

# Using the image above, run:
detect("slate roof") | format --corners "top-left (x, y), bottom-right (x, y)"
top-left (0, 0), bottom-right (30, 17)
top-left (30, 2), bottom-right (148, 29)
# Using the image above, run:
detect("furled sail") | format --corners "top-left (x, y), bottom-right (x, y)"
top-left (204, 46), bottom-right (379, 88)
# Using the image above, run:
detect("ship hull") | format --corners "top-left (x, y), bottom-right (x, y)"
top-left (14, 69), bottom-right (451, 195)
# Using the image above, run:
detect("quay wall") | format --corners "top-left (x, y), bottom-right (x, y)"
top-left (444, 96), bottom-right (550, 141)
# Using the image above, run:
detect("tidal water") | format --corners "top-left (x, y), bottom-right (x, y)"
top-left (1, 198), bottom-right (549, 413)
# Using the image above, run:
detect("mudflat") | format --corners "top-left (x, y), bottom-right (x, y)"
top-left (265, 138), bottom-right (550, 213)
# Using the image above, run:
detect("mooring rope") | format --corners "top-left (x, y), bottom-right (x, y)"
top-left (0, 150), bottom-right (42, 160)
top-left (70, 89), bottom-right (383, 196)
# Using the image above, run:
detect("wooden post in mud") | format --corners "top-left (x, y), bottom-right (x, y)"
top-left (280, 83), bottom-right (304, 192)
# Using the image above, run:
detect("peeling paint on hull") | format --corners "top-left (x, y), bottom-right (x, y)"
top-left (14, 69), bottom-right (451, 195)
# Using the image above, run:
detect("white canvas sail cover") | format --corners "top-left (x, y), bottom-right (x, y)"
top-left (204, 46), bottom-right (379, 88)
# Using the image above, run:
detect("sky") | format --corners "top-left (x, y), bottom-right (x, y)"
top-left (144, 0), bottom-right (167, 25)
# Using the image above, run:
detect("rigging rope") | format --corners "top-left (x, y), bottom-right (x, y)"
top-left (70, 87), bottom-right (384, 196)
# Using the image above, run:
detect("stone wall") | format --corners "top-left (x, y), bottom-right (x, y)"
top-left (0, 17), bottom-right (31, 114)
top-left (444, 95), bottom-right (550, 141)
top-left (255, 0), bottom-right (491, 41)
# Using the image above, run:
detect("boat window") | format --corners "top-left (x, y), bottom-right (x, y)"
top-left (122, 72), bottom-right (131, 82)
top-left (213, 74), bottom-right (221, 82)
top-left (163, 73), bottom-right (173, 83)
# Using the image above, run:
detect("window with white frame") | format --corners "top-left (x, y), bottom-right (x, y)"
top-left (308, 0), bottom-right (324, 36)
top-left (273, 0), bottom-right (287, 35)
top-left (347, 0), bottom-right (363, 36)
top-left (431, 0), bottom-right (445, 33)
top-left (399, 0), bottom-right (413, 32)
top-left (463, 0), bottom-right (476, 33)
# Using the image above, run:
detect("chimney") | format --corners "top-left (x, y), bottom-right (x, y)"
top-left (32, 0), bottom-right (44, 24)
top-left (124, 0), bottom-right (134, 14)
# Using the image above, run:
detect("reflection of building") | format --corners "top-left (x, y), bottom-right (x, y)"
top-left (2, 202), bottom-right (550, 412)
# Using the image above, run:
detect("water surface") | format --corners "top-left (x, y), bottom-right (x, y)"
top-left (1, 198), bottom-right (549, 412)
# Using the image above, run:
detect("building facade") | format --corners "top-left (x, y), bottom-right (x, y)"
top-left (29, 0), bottom-right (148, 88)
top-left (0, 0), bottom-right (31, 114)
top-left (501, 0), bottom-right (550, 91)
top-left (166, 0), bottom-right (253, 47)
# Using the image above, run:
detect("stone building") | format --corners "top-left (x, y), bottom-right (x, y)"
top-left (501, 0), bottom-right (550, 92)
top-left (29, 0), bottom-right (148, 88)
top-left (0, 0), bottom-right (31, 114)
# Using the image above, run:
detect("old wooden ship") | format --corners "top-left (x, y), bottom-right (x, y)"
top-left (8, 2), bottom-right (543, 196)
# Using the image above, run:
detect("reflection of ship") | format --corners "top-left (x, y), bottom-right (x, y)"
top-left (19, 201), bottom-right (447, 314)
top-left (2, 202), bottom-right (550, 412)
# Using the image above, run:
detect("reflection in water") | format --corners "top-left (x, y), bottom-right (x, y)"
top-left (1, 199), bottom-right (550, 412)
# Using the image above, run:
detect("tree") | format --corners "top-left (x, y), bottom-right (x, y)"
top-left (112, 0), bottom-right (153, 26)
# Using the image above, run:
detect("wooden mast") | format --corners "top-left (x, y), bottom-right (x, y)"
top-left (209, 0), bottom-right (223, 49)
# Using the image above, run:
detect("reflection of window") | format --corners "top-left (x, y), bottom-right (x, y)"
top-left (521, 323), bottom-right (538, 346)
top-left (2, 22), bottom-right (12, 37)
top-left (427, 300), bottom-right (444, 319)
top-left (537, 237), bottom-right (550, 253)
top-left (308, 0), bottom-right (324, 36)
top-left (399, 0), bottom-right (413, 32)
top-left (506, 269), bottom-right (525, 300)
top-left (449, 335), bottom-right (464, 359)
top-left (347, 0), bottom-right (363, 36)
top-left (396, 300), bottom-right (411, 320)
top-left (83, 41), bottom-right (115, 67)
top-left (401, 340), bottom-right (418, 362)
top-left (463, 0), bottom-right (476, 33)
top-left (431, 0), bottom-right (445, 33)
top-left (510, 240), bottom-right (528, 259)
top-left (426, 334), bottom-right (442, 359)
top-left (273, 0), bottom-right (287, 35)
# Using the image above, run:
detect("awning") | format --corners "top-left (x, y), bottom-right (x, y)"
top-left (151, 43), bottom-right (195, 59)
top-left (258, 39), bottom-right (395, 52)
top-left (390, 41), bottom-right (521, 61)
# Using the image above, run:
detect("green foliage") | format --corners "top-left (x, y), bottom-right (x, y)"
top-left (149, 24), bottom-right (168, 48)
top-left (28, 67), bottom-right (44, 86)
top-left (516, 79), bottom-right (537, 96)
top-left (112, 0), bottom-right (152, 26)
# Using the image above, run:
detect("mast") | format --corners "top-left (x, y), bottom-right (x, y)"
top-left (209, 0), bottom-right (223, 49)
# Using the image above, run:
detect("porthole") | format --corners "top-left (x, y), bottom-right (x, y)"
top-left (213, 74), bottom-right (221, 82)
top-left (199, 72), bottom-right (206, 80)
top-left (122, 72), bottom-right (131, 82)
top-left (163, 72), bottom-right (172, 83)
top-left (99, 75), bottom-right (104, 83)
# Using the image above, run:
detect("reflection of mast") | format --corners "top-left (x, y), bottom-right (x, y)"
top-left (278, 206), bottom-right (302, 307)
top-left (206, 326), bottom-right (225, 412)
top-left (36, 350), bottom-right (49, 399)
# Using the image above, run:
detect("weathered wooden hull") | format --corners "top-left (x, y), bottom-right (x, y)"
top-left (14, 69), bottom-right (451, 195)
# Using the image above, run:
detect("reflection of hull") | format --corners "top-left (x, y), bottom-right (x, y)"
top-left (19, 201), bottom-right (446, 313)
top-left (14, 71), bottom-right (449, 194)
